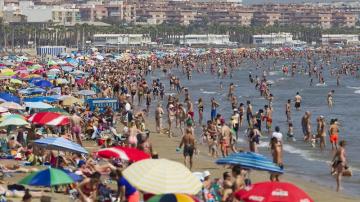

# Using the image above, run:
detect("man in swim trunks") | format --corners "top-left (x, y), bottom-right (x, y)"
top-left (264, 105), bottom-right (273, 134)
top-left (329, 119), bottom-right (339, 151)
top-left (71, 112), bottom-right (84, 146)
top-left (220, 119), bottom-right (231, 157)
top-left (285, 99), bottom-right (291, 123)
top-left (179, 128), bottom-right (196, 170)
top-left (294, 92), bottom-right (302, 111)
top-left (246, 101), bottom-right (253, 127)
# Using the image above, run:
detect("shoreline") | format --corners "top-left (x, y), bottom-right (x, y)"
top-left (144, 114), bottom-right (360, 202)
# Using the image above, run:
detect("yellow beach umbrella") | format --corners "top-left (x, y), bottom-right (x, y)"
top-left (122, 159), bottom-right (202, 194)
top-left (62, 96), bottom-right (83, 106)
top-left (10, 79), bottom-right (23, 85)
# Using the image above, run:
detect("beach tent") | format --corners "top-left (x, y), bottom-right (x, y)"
top-left (216, 152), bottom-right (283, 174)
top-left (123, 159), bottom-right (202, 194)
top-left (33, 137), bottom-right (88, 154)
top-left (235, 181), bottom-right (314, 202)
top-left (19, 168), bottom-right (74, 187)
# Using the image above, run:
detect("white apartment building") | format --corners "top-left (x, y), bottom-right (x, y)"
top-left (52, 7), bottom-right (81, 25)
top-left (253, 33), bottom-right (294, 45)
top-left (179, 34), bottom-right (233, 46)
top-left (321, 34), bottom-right (359, 45)
top-left (93, 34), bottom-right (151, 47)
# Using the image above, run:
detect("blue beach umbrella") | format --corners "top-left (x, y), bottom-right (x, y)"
top-left (216, 152), bottom-right (284, 174)
top-left (0, 92), bottom-right (20, 103)
top-left (34, 137), bottom-right (88, 154)
top-left (19, 88), bottom-right (46, 95)
top-left (34, 80), bottom-right (53, 88)
top-left (23, 96), bottom-right (58, 103)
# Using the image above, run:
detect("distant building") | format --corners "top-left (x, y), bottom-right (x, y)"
top-left (321, 34), bottom-right (359, 45)
top-left (253, 33), bottom-right (298, 45)
top-left (52, 7), bottom-right (81, 25)
top-left (19, 1), bottom-right (52, 22)
top-left (93, 34), bottom-right (151, 47)
top-left (179, 34), bottom-right (234, 46)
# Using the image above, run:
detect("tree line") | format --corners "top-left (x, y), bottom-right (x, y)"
top-left (1, 19), bottom-right (359, 50)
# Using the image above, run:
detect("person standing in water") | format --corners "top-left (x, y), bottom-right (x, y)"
top-left (285, 99), bottom-right (291, 123)
top-left (197, 98), bottom-right (204, 125)
top-left (327, 90), bottom-right (334, 110)
top-left (246, 101), bottom-right (253, 127)
top-left (210, 98), bottom-right (219, 121)
top-left (294, 92), bottom-right (302, 111)
top-left (317, 115), bottom-right (326, 151)
top-left (329, 119), bottom-right (340, 151)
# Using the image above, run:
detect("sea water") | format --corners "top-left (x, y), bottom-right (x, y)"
top-left (149, 55), bottom-right (360, 196)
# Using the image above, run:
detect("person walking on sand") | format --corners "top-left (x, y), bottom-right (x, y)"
top-left (332, 140), bottom-right (347, 192)
top-left (155, 103), bottom-right (164, 133)
top-left (167, 104), bottom-right (176, 138)
top-left (179, 128), bottom-right (196, 170)
top-left (270, 137), bottom-right (283, 182)
top-left (294, 92), bottom-right (302, 111)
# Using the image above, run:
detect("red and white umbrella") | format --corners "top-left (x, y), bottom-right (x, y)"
top-left (235, 181), bottom-right (314, 202)
top-left (96, 146), bottom-right (150, 162)
top-left (28, 112), bottom-right (70, 126)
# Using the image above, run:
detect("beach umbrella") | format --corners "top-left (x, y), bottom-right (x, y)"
top-left (0, 106), bottom-right (8, 113)
top-left (25, 102), bottom-right (53, 109)
top-left (147, 194), bottom-right (199, 202)
top-left (61, 66), bottom-right (73, 72)
top-left (23, 96), bottom-right (58, 103)
top-left (0, 69), bottom-right (15, 76)
top-left (19, 88), bottom-right (46, 95)
top-left (56, 78), bottom-right (69, 84)
top-left (48, 69), bottom-right (60, 74)
top-left (0, 116), bottom-right (29, 127)
top-left (216, 152), bottom-right (284, 174)
top-left (123, 159), bottom-right (202, 194)
top-left (28, 64), bottom-right (42, 70)
top-left (19, 168), bottom-right (74, 187)
top-left (76, 90), bottom-right (96, 96)
top-left (28, 112), bottom-right (69, 126)
top-left (47, 60), bottom-right (58, 66)
top-left (97, 146), bottom-right (150, 162)
top-left (0, 92), bottom-right (20, 103)
top-left (61, 96), bottom-right (82, 106)
top-left (34, 80), bottom-right (53, 88)
top-left (0, 102), bottom-right (24, 110)
top-left (33, 137), bottom-right (88, 154)
top-left (60, 169), bottom-right (83, 182)
top-left (2, 114), bottom-right (25, 120)
top-left (38, 107), bottom-right (69, 116)
top-left (235, 181), bottom-right (314, 202)
top-left (10, 79), bottom-right (22, 85)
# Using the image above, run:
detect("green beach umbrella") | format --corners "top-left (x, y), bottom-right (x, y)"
top-left (19, 168), bottom-right (74, 187)
top-left (38, 107), bottom-right (70, 116)
top-left (10, 79), bottom-right (22, 85)
top-left (0, 117), bottom-right (29, 127)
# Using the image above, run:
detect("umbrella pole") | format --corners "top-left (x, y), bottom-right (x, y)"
top-left (56, 150), bottom-right (59, 167)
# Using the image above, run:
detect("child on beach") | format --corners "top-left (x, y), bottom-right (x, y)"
top-left (287, 122), bottom-right (296, 141)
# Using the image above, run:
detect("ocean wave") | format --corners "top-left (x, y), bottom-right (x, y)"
top-left (315, 83), bottom-right (327, 87)
top-left (202, 91), bottom-right (217, 94)
top-left (346, 86), bottom-right (360, 90)
top-left (269, 71), bottom-right (281, 76)
top-left (354, 90), bottom-right (360, 94)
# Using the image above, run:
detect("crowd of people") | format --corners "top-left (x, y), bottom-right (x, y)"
top-left (0, 46), bottom-right (358, 201)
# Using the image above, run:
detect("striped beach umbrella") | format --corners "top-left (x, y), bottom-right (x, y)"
top-left (216, 152), bottom-right (284, 174)
top-left (123, 159), bottom-right (202, 194)
top-left (28, 112), bottom-right (69, 126)
top-left (96, 146), bottom-right (150, 162)
top-left (19, 168), bottom-right (73, 187)
top-left (147, 194), bottom-right (199, 202)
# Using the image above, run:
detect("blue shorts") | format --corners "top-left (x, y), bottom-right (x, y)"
top-left (211, 109), bottom-right (216, 120)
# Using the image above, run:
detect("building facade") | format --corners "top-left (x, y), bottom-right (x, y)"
top-left (93, 34), bottom-right (151, 47)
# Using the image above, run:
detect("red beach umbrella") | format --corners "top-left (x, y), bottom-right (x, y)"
top-left (27, 112), bottom-right (70, 126)
top-left (97, 146), bottom-right (150, 162)
top-left (235, 181), bottom-right (314, 202)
